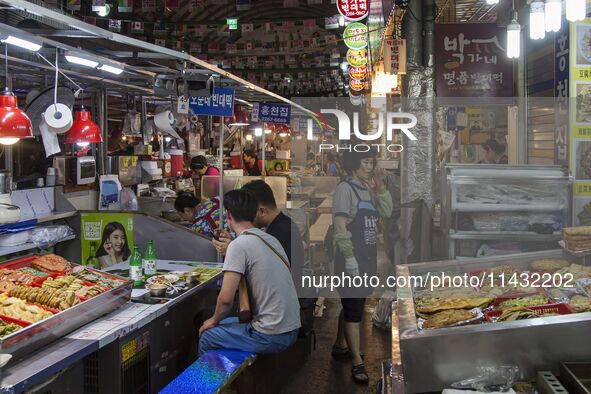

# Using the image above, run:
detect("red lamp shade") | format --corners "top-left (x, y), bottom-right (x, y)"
top-left (229, 106), bottom-right (250, 126)
top-left (0, 88), bottom-right (33, 145)
top-left (64, 108), bottom-right (102, 145)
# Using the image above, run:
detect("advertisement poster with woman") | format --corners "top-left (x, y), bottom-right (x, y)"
top-left (81, 213), bottom-right (134, 269)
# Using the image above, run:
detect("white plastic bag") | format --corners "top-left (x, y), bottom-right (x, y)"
top-left (372, 290), bottom-right (396, 329)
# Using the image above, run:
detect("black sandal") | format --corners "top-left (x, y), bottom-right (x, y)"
top-left (352, 363), bottom-right (369, 384)
top-left (331, 346), bottom-right (351, 359)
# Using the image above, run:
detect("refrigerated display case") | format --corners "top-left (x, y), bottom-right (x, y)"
top-left (441, 164), bottom-right (572, 258)
top-left (392, 250), bottom-right (591, 393)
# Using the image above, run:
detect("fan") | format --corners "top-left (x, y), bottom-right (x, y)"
top-left (24, 86), bottom-right (76, 136)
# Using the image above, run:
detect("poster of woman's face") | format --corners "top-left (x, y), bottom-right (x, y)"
top-left (96, 222), bottom-right (131, 267)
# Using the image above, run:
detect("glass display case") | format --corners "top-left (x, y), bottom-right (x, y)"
top-left (441, 164), bottom-right (572, 258)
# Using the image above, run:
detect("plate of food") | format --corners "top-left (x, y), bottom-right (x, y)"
top-left (146, 274), bottom-right (179, 286)
top-left (580, 27), bottom-right (591, 63)
top-left (576, 85), bottom-right (591, 124)
top-left (419, 308), bottom-right (483, 329)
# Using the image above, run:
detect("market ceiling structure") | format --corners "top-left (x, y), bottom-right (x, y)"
top-left (4, 0), bottom-right (350, 98)
top-left (0, 0), bottom-right (329, 121)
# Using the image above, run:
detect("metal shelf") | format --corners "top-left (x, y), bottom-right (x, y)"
top-left (37, 211), bottom-right (78, 224)
top-left (449, 230), bottom-right (562, 241)
top-left (452, 203), bottom-right (565, 213)
top-left (0, 234), bottom-right (76, 257)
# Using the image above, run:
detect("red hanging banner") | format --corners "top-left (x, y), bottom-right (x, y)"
top-left (337, 0), bottom-right (369, 22)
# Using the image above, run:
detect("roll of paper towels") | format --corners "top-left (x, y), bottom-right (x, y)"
top-left (154, 110), bottom-right (175, 133)
top-left (43, 103), bottom-right (73, 134)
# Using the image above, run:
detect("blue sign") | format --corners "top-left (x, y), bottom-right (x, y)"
top-left (554, 24), bottom-right (569, 166)
top-left (252, 102), bottom-right (291, 124)
top-left (189, 88), bottom-right (235, 117)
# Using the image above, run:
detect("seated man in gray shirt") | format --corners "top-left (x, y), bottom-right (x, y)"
top-left (198, 189), bottom-right (301, 355)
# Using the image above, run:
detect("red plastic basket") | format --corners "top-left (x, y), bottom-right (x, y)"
top-left (485, 303), bottom-right (575, 323)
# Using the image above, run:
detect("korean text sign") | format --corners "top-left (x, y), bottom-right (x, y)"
top-left (189, 87), bottom-right (235, 117)
top-left (251, 102), bottom-right (291, 124)
top-left (435, 24), bottom-right (513, 97)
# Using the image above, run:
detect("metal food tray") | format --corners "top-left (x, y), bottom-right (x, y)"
top-left (394, 250), bottom-right (591, 393)
top-left (0, 255), bottom-right (132, 362)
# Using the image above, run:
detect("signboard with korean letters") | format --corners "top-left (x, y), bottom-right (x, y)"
top-left (251, 103), bottom-right (291, 124)
top-left (189, 88), bottom-right (235, 117)
top-left (435, 24), bottom-right (513, 97)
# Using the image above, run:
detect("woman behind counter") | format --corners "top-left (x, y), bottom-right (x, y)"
top-left (96, 222), bottom-right (131, 268)
top-left (331, 149), bottom-right (392, 384)
top-left (174, 192), bottom-right (227, 238)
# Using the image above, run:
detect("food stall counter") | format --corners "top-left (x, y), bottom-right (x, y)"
top-left (0, 260), bottom-right (222, 394)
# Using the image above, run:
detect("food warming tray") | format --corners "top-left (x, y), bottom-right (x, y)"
top-left (0, 255), bottom-right (132, 362)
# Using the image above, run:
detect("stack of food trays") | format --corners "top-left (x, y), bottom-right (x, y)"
top-left (0, 254), bottom-right (127, 338)
top-left (414, 259), bottom-right (591, 330)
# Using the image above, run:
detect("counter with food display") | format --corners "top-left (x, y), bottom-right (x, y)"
top-left (0, 259), bottom-right (222, 393)
top-left (392, 250), bottom-right (591, 393)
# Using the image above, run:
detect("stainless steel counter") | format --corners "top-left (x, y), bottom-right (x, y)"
top-left (392, 250), bottom-right (591, 393)
top-left (0, 260), bottom-right (222, 394)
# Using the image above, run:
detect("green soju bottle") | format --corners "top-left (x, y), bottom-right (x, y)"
top-left (129, 246), bottom-right (143, 287)
top-left (143, 240), bottom-right (157, 277)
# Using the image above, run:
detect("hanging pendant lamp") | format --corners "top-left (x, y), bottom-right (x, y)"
top-left (64, 106), bottom-right (102, 146)
top-left (0, 44), bottom-right (33, 145)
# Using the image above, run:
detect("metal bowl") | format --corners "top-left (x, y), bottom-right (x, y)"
top-left (147, 284), bottom-right (168, 297)
top-left (184, 271), bottom-right (201, 284)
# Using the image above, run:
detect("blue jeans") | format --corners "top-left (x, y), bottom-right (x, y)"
top-left (199, 317), bottom-right (298, 356)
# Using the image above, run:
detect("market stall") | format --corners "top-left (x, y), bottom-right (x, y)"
top-left (391, 250), bottom-right (591, 393)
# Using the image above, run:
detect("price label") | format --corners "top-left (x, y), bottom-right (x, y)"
top-left (177, 95), bottom-right (189, 114)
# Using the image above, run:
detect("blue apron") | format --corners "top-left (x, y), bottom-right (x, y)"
top-left (335, 181), bottom-right (379, 297)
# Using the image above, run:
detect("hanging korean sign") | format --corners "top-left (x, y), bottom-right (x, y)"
top-left (555, 23), bottom-right (569, 167)
top-left (346, 48), bottom-right (368, 67)
top-left (67, 0), bottom-right (81, 11)
top-left (349, 65), bottom-right (367, 79)
top-left (337, 0), bottom-right (369, 21)
top-left (343, 22), bottom-right (368, 50)
top-left (242, 24), bottom-right (254, 33)
top-left (189, 88), bottom-right (235, 117)
top-left (384, 38), bottom-right (407, 74)
top-left (227, 18), bottom-right (238, 30)
top-left (435, 23), bottom-right (513, 97)
top-left (349, 78), bottom-right (364, 91)
top-left (251, 103), bottom-right (291, 124)
top-left (141, 0), bottom-right (156, 11)
top-left (118, 0), bottom-right (133, 12)
top-left (236, 0), bottom-right (251, 10)
top-left (109, 20), bottom-right (122, 32)
top-left (325, 16), bottom-right (339, 29)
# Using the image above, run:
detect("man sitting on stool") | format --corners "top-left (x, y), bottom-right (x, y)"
top-left (198, 189), bottom-right (301, 355)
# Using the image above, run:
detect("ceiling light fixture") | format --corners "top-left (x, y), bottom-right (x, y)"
top-left (0, 44), bottom-right (33, 145)
top-left (339, 16), bottom-right (345, 27)
top-left (98, 61), bottom-right (124, 75)
top-left (529, 1), bottom-right (546, 40)
top-left (1, 35), bottom-right (42, 52)
top-left (507, 7), bottom-right (521, 59)
top-left (486, 0), bottom-right (499, 4)
top-left (545, 0), bottom-right (562, 32)
top-left (566, 0), bottom-right (586, 21)
top-left (65, 51), bottom-right (99, 68)
top-left (254, 127), bottom-right (263, 137)
top-left (64, 106), bottom-right (102, 146)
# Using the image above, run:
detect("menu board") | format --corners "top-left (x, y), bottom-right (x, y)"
top-left (435, 24), bottom-right (513, 97)
top-left (570, 19), bottom-right (591, 225)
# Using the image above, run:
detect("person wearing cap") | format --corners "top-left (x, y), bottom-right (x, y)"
top-left (481, 139), bottom-right (508, 164)
top-left (190, 155), bottom-right (220, 194)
